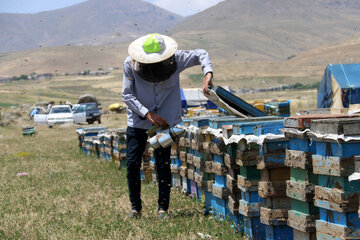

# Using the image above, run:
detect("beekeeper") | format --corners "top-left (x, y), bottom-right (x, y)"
top-left (122, 33), bottom-right (213, 220)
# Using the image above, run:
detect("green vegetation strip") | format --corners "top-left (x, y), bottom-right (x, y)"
top-left (0, 125), bottom-right (240, 239)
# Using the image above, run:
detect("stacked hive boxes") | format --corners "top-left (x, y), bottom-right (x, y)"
top-left (283, 115), bottom-right (321, 240)
top-left (76, 127), bottom-right (107, 155)
top-left (193, 117), bottom-right (215, 215)
top-left (233, 118), bottom-right (282, 239)
top-left (148, 148), bottom-right (158, 184)
top-left (141, 144), bottom-right (152, 183)
top-left (264, 101), bottom-right (290, 118)
top-left (186, 121), bottom-right (198, 199)
top-left (255, 121), bottom-right (293, 240)
top-left (223, 125), bottom-right (243, 231)
top-left (170, 142), bottom-right (182, 188)
top-left (83, 137), bottom-right (92, 156)
top-left (109, 128), bottom-right (127, 168)
top-left (178, 131), bottom-right (189, 194)
top-left (208, 117), bottom-right (245, 221)
top-left (99, 132), bottom-right (107, 160)
top-left (76, 115), bottom-right (360, 239)
top-left (187, 117), bottom-right (208, 201)
top-left (308, 117), bottom-right (360, 239)
top-left (89, 136), bottom-right (101, 157)
top-left (103, 132), bottom-right (112, 161)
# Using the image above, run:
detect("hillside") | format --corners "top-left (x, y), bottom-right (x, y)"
top-left (0, 0), bottom-right (183, 52)
top-left (170, 0), bottom-right (360, 61)
top-left (287, 34), bottom-right (360, 67)
top-left (0, 44), bottom-right (128, 77)
top-left (2, 33), bottom-right (360, 85)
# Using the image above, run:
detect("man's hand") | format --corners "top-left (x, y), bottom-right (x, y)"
top-left (145, 111), bottom-right (168, 129)
top-left (202, 72), bottom-right (214, 95)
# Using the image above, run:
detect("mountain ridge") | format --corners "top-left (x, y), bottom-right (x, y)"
top-left (0, 0), bottom-right (183, 52)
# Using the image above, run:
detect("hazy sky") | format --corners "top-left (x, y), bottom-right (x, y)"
top-left (0, 0), bottom-right (86, 13)
top-left (0, 0), bottom-right (224, 16)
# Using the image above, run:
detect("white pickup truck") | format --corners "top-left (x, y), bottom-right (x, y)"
top-left (34, 104), bottom-right (87, 126)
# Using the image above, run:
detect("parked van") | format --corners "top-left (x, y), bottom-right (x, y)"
top-left (34, 104), bottom-right (86, 126)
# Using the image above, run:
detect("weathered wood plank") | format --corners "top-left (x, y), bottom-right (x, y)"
top-left (226, 174), bottom-right (239, 194)
top-left (228, 195), bottom-right (239, 215)
top-left (192, 156), bottom-right (203, 169)
top-left (179, 166), bottom-right (187, 178)
top-left (186, 153), bottom-right (193, 165)
top-left (178, 137), bottom-right (186, 147)
top-left (311, 117), bottom-right (360, 136)
top-left (224, 153), bottom-right (238, 169)
top-left (258, 181), bottom-right (287, 198)
top-left (237, 175), bottom-right (259, 192)
top-left (286, 180), bottom-right (315, 202)
top-left (314, 185), bottom-right (359, 212)
top-left (316, 220), bottom-right (355, 239)
top-left (194, 173), bottom-right (213, 192)
top-left (285, 149), bottom-right (312, 169)
top-left (191, 139), bottom-right (202, 151)
top-left (287, 210), bottom-right (316, 233)
top-left (187, 169), bottom-right (195, 181)
top-left (170, 143), bottom-right (178, 156)
top-left (179, 151), bottom-right (187, 162)
top-left (205, 161), bottom-right (212, 173)
top-left (212, 162), bottom-right (228, 176)
top-left (210, 142), bottom-right (226, 155)
top-left (212, 184), bottom-right (229, 200)
top-left (238, 199), bottom-right (261, 217)
top-left (312, 155), bottom-right (354, 177)
top-left (260, 207), bottom-right (288, 225)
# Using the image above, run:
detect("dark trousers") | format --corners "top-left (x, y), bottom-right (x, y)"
top-left (126, 126), bottom-right (172, 212)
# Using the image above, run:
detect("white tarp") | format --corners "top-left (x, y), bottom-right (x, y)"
top-left (349, 172), bottom-right (360, 182)
top-left (177, 124), bottom-right (286, 146)
top-left (280, 128), bottom-right (360, 142)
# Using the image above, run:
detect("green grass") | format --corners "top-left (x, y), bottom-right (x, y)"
top-left (0, 124), bottom-right (243, 239)
top-left (0, 103), bottom-right (19, 109)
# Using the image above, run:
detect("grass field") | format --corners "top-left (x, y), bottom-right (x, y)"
top-left (0, 115), bottom-right (243, 240)
top-left (0, 71), bottom-right (319, 239)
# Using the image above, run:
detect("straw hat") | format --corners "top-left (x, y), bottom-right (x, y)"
top-left (128, 33), bottom-right (178, 64)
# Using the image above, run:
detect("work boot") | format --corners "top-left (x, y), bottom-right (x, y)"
top-left (128, 210), bottom-right (142, 219)
top-left (157, 210), bottom-right (170, 221)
